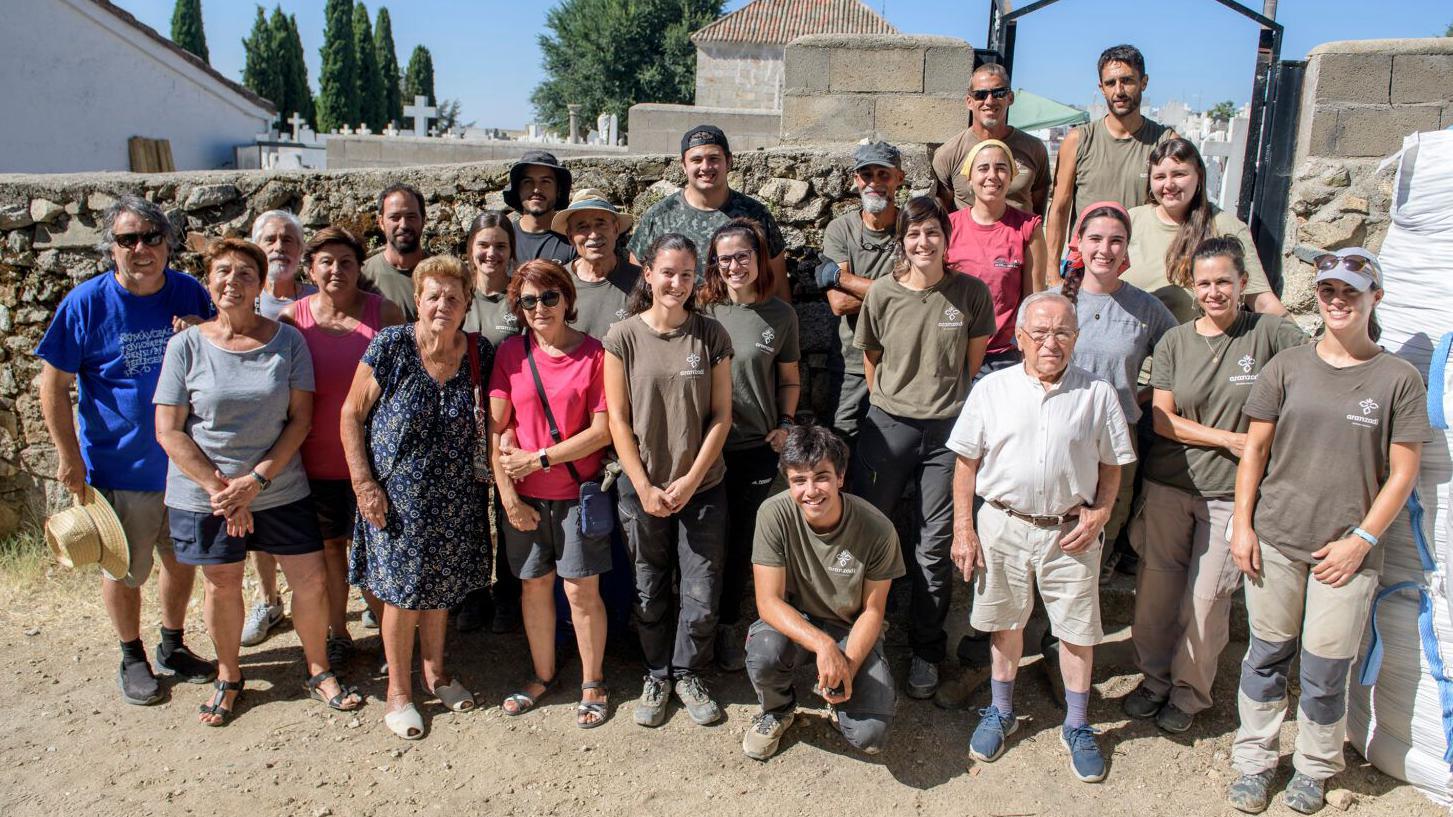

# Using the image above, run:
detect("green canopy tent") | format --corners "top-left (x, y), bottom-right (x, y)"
top-left (1007, 89), bottom-right (1089, 131)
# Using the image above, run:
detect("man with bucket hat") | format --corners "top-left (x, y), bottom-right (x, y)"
top-left (553, 188), bottom-right (640, 340)
top-left (505, 150), bottom-right (577, 266)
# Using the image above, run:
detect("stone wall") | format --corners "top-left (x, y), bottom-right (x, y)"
top-left (694, 42), bottom-right (786, 111)
top-left (327, 135), bottom-right (627, 169)
top-left (0, 146), bottom-right (934, 532)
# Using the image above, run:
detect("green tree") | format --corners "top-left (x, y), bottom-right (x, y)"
top-left (1445, 20), bottom-right (1452, 36)
top-left (531, 0), bottom-right (721, 135)
top-left (241, 6), bottom-right (280, 119)
top-left (402, 45), bottom-right (436, 130)
top-left (317, 0), bottom-right (358, 133)
top-left (353, 2), bottom-right (386, 131)
top-left (374, 7), bottom-right (403, 126)
top-left (436, 99), bottom-right (473, 133)
top-left (268, 9), bottom-right (315, 130)
top-left (1207, 100), bottom-right (1238, 123)
top-left (170, 0), bottom-right (209, 63)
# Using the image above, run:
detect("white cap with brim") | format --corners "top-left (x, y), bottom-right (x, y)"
top-left (1313, 246), bottom-right (1382, 292)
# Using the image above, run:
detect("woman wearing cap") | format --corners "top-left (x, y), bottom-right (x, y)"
top-left (852, 196), bottom-right (996, 699)
top-left (488, 259), bottom-right (613, 727)
top-left (1226, 248), bottom-right (1428, 815)
top-left (700, 218), bottom-right (801, 672)
top-left (154, 237), bottom-right (361, 726)
top-left (556, 190), bottom-right (641, 340)
top-left (462, 210), bottom-right (521, 345)
top-left (604, 232), bottom-right (734, 728)
top-left (946, 139), bottom-right (1047, 377)
top-left (1126, 139), bottom-right (1286, 323)
top-left (278, 227), bottom-right (404, 668)
top-left (1125, 237), bottom-right (1305, 735)
top-left (342, 255), bottom-right (494, 739)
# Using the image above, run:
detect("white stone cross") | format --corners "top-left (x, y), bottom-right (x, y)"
top-left (287, 112), bottom-right (306, 141)
top-left (337, 124), bottom-right (354, 135)
top-left (383, 122), bottom-right (400, 137)
top-left (358, 124), bottom-right (373, 136)
top-left (402, 95), bottom-right (437, 137)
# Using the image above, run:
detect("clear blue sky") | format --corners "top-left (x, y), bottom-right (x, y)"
top-left (119, 0), bottom-right (1452, 129)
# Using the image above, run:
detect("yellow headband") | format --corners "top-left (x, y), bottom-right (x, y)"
top-left (960, 138), bottom-right (1017, 182)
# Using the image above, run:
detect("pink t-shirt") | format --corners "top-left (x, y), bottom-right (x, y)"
top-left (295, 293), bottom-right (383, 480)
top-left (488, 333), bottom-right (608, 501)
top-left (946, 206), bottom-right (1042, 355)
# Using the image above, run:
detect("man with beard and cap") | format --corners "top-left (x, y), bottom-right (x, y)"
top-left (505, 151), bottom-right (576, 265)
top-left (361, 183), bottom-right (428, 320)
top-left (628, 124), bottom-right (790, 301)
top-left (933, 64), bottom-right (1049, 217)
top-left (1043, 44), bottom-right (1174, 284)
top-left (553, 188), bottom-right (640, 340)
top-left (817, 141), bottom-right (904, 442)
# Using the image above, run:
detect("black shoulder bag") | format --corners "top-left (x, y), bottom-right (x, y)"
top-left (524, 334), bottom-right (614, 538)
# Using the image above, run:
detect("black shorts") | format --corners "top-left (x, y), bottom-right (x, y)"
top-left (169, 497), bottom-right (323, 566)
top-left (310, 479), bottom-right (357, 541)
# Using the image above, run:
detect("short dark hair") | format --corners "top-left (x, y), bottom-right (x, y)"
top-left (377, 183), bottom-right (425, 216)
top-left (1098, 44), bottom-right (1146, 79)
top-left (464, 210), bottom-right (516, 266)
top-left (1191, 236), bottom-right (1248, 280)
top-left (700, 218), bottom-right (774, 305)
top-left (779, 424), bottom-right (849, 476)
top-left (305, 226), bottom-right (366, 267)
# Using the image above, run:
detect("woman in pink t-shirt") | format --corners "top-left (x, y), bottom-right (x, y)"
top-left (946, 139), bottom-right (1047, 377)
top-left (487, 259), bottom-right (613, 728)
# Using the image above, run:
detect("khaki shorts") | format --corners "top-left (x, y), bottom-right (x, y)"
top-left (98, 488), bottom-right (172, 589)
top-left (970, 502), bottom-right (1103, 646)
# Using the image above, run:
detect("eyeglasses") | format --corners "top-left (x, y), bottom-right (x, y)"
top-left (1313, 253), bottom-right (1378, 278)
top-left (113, 231), bottom-right (165, 249)
top-left (717, 251), bottom-right (754, 269)
top-left (858, 238), bottom-right (894, 253)
top-left (1022, 328), bottom-right (1077, 345)
top-left (970, 87), bottom-right (1011, 101)
top-left (517, 290), bottom-right (562, 311)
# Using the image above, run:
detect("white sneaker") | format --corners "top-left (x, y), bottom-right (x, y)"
top-left (742, 711), bottom-right (795, 760)
top-left (240, 599), bottom-right (285, 647)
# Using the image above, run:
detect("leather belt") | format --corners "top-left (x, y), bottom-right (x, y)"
top-left (988, 499), bottom-right (1076, 528)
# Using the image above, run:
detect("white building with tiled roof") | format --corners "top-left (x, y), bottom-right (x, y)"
top-left (692, 0), bottom-right (898, 111)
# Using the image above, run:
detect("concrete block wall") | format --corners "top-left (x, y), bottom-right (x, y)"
top-left (695, 42), bottom-right (786, 111)
top-left (626, 104), bottom-right (783, 155)
top-left (781, 34), bottom-right (972, 144)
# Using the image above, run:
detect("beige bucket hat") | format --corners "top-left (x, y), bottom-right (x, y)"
top-left (45, 487), bottom-right (129, 580)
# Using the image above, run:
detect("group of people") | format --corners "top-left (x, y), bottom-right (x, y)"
top-left (37, 43), bottom-right (1430, 816)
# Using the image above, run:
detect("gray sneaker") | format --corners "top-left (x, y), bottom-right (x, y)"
top-left (674, 673), bottom-right (723, 725)
top-left (906, 656), bottom-right (939, 699)
top-left (1283, 772), bottom-right (1326, 814)
top-left (1121, 682), bottom-right (1166, 719)
top-left (1227, 770), bottom-right (1275, 814)
top-left (1155, 701), bottom-right (1194, 733)
top-left (742, 711), bottom-right (795, 760)
top-left (240, 599), bottom-right (285, 647)
top-left (634, 675), bottom-right (670, 727)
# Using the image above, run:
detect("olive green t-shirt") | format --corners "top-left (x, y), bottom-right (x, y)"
top-left (822, 209), bottom-right (897, 376)
top-left (1243, 344), bottom-right (1431, 569)
top-left (463, 291), bottom-right (519, 346)
top-left (602, 312), bottom-right (734, 491)
top-left (705, 298), bottom-right (801, 451)
top-left (855, 271), bottom-right (996, 420)
top-left (752, 491), bottom-right (906, 629)
top-left (1125, 205), bottom-right (1273, 323)
top-left (1143, 313), bottom-right (1307, 497)
top-left (570, 257), bottom-right (639, 341)
top-left (1071, 116), bottom-right (1173, 224)
top-left (932, 126), bottom-right (1050, 215)
top-left (361, 252), bottom-right (419, 321)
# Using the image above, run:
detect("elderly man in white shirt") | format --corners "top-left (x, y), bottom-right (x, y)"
top-left (947, 290), bottom-right (1135, 784)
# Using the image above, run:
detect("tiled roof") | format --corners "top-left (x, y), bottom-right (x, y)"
top-left (691, 0), bottom-right (898, 45)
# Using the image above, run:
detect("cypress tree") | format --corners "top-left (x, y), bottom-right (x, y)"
top-left (241, 6), bottom-right (280, 121)
top-left (286, 15), bottom-right (317, 128)
top-left (170, 0), bottom-right (209, 63)
top-left (374, 7), bottom-right (403, 126)
top-left (352, 3), bottom-right (386, 131)
top-left (402, 45), bottom-right (435, 131)
top-left (317, 0), bottom-right (358, 133)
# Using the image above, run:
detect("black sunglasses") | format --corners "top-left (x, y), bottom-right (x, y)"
top-left (113, 231), bottom-right (165, 249)
top-left (970, 87), bottom-right (1011, 101)
top-left (517, 290), bottom-right (563, 311)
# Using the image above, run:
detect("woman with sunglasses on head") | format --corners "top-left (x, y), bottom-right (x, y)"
top-left (700, 218), bottom-right (801, 672)
top-left (488, 260), bottom-right (614, 728)
top-left (603, 233), bottom-right (734, 729)
top-left (1226, 248), bottom-right (1428, 815)
top-left (852, 196), bottom-right (996, 699)
top-left (1124, 237), bottom-right (1306, 736)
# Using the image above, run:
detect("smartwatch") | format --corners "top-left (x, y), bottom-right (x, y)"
top-left (538, 449), bottom-right (551, 472)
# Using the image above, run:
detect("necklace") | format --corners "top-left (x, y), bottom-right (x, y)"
top-left (1202, 332), bottom-right (1230, 363)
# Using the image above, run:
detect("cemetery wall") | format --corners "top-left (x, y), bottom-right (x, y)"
top-left (627, 104), bottom-right (784, 156)
top-left (694, 42), bottom-right (786, 111)
top-left (327, 135), bottom-right (628, 169)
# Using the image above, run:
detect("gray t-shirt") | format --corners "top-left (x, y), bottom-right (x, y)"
top-left (627, 190), bottom-right (787, 274)
top-left (464, 290), bottom-right (520, 346)
top-left (256, 284), bottom-right (317, 320)
top-left (154, 323), bottom-right (314, 513)
top-left (1061, 282), bottom-right (1177, 423)
top-left (361, 252), bottom-right (418, 321)
top-left (822, 208), bottom-right (897, 375)
top-left (704, 298), bottom-right (801, 451)
top-left (513, 226), bottom-right (576, 266)
top-left (571, 257), bottom-right (640, 340)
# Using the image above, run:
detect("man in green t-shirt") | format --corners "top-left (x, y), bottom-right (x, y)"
top-left (360, 184), bottom-right (428, 321)
top-left (742, 425), bottom-right (905, 761)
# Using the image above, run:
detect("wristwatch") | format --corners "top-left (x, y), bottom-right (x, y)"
top-left (249, 470), bottom-right (272, 490)
top-left (537, 449), bottom-right (551, 472)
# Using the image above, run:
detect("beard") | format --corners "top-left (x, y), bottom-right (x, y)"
top-left (860, 190), bottom-right (891, 214)
top-left (266, 259), bottom-right (291, 281)
top-left (389, 233), bottom-right (420, 254)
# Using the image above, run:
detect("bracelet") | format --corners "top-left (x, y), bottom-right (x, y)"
top-left (1346, 526), bottom-right (1378, 547)
top-left (778, 414), bottom-right (795, 429)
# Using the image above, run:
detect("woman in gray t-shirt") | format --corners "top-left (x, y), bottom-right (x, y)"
top-left (155, 238), bottom-right (360, 727)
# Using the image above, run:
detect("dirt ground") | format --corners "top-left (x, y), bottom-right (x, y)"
top-left (0, 566), bottom-right (1441, 817)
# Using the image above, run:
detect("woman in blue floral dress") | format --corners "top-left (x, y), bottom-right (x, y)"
top-left (341, 256), bottom-right (493, 739)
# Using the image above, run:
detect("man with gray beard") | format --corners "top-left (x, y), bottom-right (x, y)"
top-left (818, 141), bottom-right (905, 442)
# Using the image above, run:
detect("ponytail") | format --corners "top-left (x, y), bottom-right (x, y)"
top-left (1061, 265), bottom-right (1086, 305)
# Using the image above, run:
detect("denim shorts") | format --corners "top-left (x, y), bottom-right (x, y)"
top-left (169, 496), bottom-right (323, 566)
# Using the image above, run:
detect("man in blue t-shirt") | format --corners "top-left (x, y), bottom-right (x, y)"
top-left (36, 195), bottom-right (217, 707)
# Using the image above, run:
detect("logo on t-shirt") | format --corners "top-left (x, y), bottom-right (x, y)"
top-left (992, 257), bottom-right (1021, 270)
top-left (829, 549), bottom-right (859, 576)
top-left (756, 326), bottom-right (777, 353)
top-left (680, 351), bottom-right (705, 377)
top-left (939, 306), bottom-right (964, 330)
top-left (1228, 353), bottom-right (1259, 384)
top-left (1238, 354), bottom-right (1255, 373)
top-left (1346, 397), bottom-right (1381, 427)
top-left (614, 307), bottom-right (628, 320)
top-left (503, 312), bottom-right (519, 326)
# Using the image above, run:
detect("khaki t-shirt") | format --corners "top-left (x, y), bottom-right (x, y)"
top-left (1143, 313), bottom-right (1307, 497)
top-left (570, 257), bottom-right (639, 341)
top-left (602, 312), bottom-right (733, 491)
top-left (821, 209), bottom-right (897, 375)
top-left (855, 271), bottom-right (996, 420)
top-left (752, 491), bottom-right (905, 628)
top-left (1243, 344), bottom-right (1431, 569)
top-left (932, 127), bottom-right (1050, 215)
top-left (1071, 116), bottom-right (1173, 223)
top-left (463, 291), bottom-right (520, 346)
top-left (705, 298), bottom-right (801, 451)
top-left (1125, 205), bottom-right (1273, 323)
top-left (361, 252), bottom-right (418, 321)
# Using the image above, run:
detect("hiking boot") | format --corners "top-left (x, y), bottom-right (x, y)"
top-left (240, 599), bottom-right (285, 647)
top-left (1227, 770), bottom-right (1275, 814)
top-left (154, 643), bottom-right (217, 684)
top-left (742, 711), bottom-right (795, 760)
top-left (117, 658), bottom-right (162, 706)
top-left (715, 627), bottom-right (746, 673)
top-left (1121, 682), bottom-right (1166, 719)
top-left (1156, 701), bottom-right (1194, 733)
top-left (634, 675), bottom-right (670, 727)
top-left (1060, 724), bottom-right (1107, 783)
top-left (906, 656), bottom-right (939, 699)
top-left (1283, 772), bottom-right (1326, 814)
top-left (673, 673), bottom-right (723, 725)
top-left (969, 706), bottom-right (1019, 762)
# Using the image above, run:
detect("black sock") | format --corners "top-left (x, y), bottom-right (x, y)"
top-left (119, 638), bottom-right (147, 665)
top-left (159, 626), bottom-right (184, 655)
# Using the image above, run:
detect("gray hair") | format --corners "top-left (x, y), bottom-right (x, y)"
top-left (1015, 291), bottom-right (1076, 328)
top-left (970, 62), bottom-right (1011, 87)
top-left (98, 194), bottom-right (177, 256)
top-left (250, 209), bottom-right (304, 244)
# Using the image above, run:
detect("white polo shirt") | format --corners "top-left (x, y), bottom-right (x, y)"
top-left (947, 363), bottom-right (1135, 517)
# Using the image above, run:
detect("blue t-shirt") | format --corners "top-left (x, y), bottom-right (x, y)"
top-left (34, 269), bottom-right (212, 491)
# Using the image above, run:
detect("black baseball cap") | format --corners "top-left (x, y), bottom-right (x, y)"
top-left (681, 125), bottom-right (731, 156)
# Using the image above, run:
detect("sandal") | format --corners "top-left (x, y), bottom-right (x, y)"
top-left (384, 702), bottom-right (424, 740)
top-left (501, 674), bottom-right (558, 716)
top-left (304, 670), bottom-right (362, 711)
top-left (577, 680), bottom-right (609, 729)
top-left (425, 678), bottom-right (476, 712)
top-left (198, 677), bottom-right (244, 727)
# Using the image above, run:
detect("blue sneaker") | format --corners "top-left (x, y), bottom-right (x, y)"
top-left (1060, 724), bottom-right (1107, 782)
top-left (969, 706), bottom-right (1019, 762)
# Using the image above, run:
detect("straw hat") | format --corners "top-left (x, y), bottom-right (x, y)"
top-left (550, 189), bottom-right (634, 235)
top-left (45, 487), bottom-right (129, 580)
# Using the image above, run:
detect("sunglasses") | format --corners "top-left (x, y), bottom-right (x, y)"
top-left (1313, 253), bottom-right (1379, 285)
top-left (114, 231), bottom-right (165, 249)
top-left (517, 290), bottom-right (562, 311)
top-left (970, 87), bottom-right (1011, 101)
